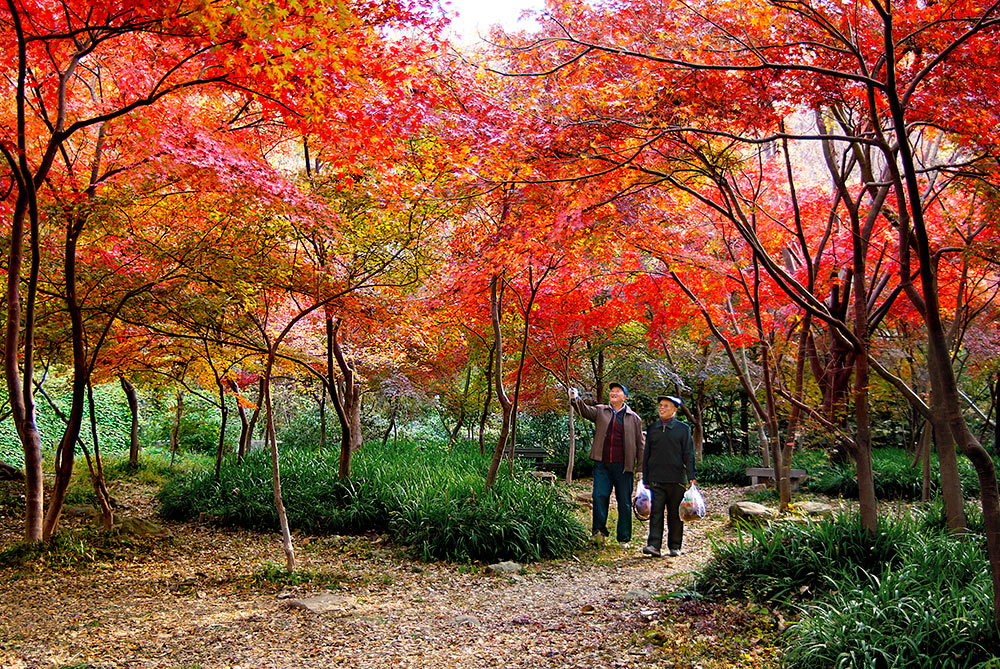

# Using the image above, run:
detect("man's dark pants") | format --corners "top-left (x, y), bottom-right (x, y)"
top-left (592, 461), bottom-right (633, 542)
top-left (646, 482), bottom-right (686, 551)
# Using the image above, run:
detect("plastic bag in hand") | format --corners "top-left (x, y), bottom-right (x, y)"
top-left (632, 481), bottom-right (652, 520)
top-left (679, 484), bottom-right (706, 522)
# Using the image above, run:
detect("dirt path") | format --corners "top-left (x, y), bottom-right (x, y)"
top-left (0, 485), bottom-right (743, 668)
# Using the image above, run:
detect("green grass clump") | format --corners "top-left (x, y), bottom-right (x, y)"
top-left (699, 513), bottom-right (916, 604)
top-left (697, 453), bottom-right (760, 486)
top-left (802, 448), bottom-right (984, 500)
top-left (158, 440), bottom-right (587, 563)
top-left (697, 513), bottom-right (999, 667)
top-left (0, 527), bottom-right (157, 574)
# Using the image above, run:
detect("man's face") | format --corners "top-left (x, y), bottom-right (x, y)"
top-left (658, 399), bottom-right (677, 421)
top-left (609, 387), bottom-right (626, 407)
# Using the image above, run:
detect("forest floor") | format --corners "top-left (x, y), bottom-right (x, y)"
top-left (0, 478), bottom-right (783, 669)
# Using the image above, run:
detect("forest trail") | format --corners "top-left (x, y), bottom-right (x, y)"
top-left (1, 484), bottom-right (747, 668)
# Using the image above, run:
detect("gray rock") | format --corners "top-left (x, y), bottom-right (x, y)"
top-left (117, 517), bottom-right (172, 538)
top-left (487, 560), bottom-right (522, 574)
top-left (729, 501), bottom-right (774, 524)
top-left (449, 615), bottom-right (480, 626)
top-left (622, 589), bottom-right (654, 601)
top-left (285, 594), bottom-right (352, 614)
top-left (64, 505), bottom-right (100, 519)
top-left (795, 501), bottom-right (834, 517)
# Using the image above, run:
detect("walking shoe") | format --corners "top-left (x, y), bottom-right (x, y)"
top-left (641, 545), bottom-right (661, 557)
top-left (668, 549), bottom-right (680, 557)
top-left (590, 533), bottom-right (607, 546)
top-left (618, 541), bottom-right (631, 549)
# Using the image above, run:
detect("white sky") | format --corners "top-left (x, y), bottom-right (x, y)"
top-left (440, 0), bottom-right (546, 43)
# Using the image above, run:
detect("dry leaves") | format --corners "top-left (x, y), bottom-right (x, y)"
top-left (0, 483), bottom-right (748, 668)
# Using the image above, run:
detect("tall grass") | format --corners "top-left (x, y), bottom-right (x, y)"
top-left (802, 448), bottom-right (983, 500)
top-left (697, 512), bottom-right (999, 666)
top-left (159, 440), bottom-right (587, 563)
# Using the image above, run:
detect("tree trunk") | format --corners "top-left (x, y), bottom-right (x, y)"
top-left (448, 367), bottom-right (472, 450)
top-left (566, 396), bottom-right (577, 485)
top-left (328, 317), bottom-right (361, 480)
top-left (264, 373), bottom-right (295, 572)
top-left (319, 391), bottom-right (327, 453)
top-left (214, 378), bottom-right (230, 481)
top-left (227, 378), bottom-right (252, 461)
top-left (86, 381), bottom-right (114, 531)
top-left (486, 276), bottom-right (513, 490)
top-left (381, 400), bottom-right (397, 448)
top-left (887, 78), bottom-right (1000, 627)
top-left (0, 459), bottom-right (24, 481)
top-left (120, 376), bottom-right (140, 468)
top-left (43, 208), bottom-right (90, 540)
top-left (170, 390), bottom-right (184, 467)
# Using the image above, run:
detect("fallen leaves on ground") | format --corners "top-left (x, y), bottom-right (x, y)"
top-left (0, 481), bottom-right (779, 668)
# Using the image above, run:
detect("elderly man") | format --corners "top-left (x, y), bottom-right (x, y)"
top-left (570, 382), bottom-right (645, 546)
top-left (642, 395), bottom-right (696, 557)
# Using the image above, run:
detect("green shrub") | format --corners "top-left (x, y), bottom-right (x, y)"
top-left (802, 448), bottom-right (986, 501)
top-left (0, 382), bottom-right (134, 468)
top-left (697, 513), bottom-right (999, 667)
top-left (782, 534), bottom-right (997, 668)
top-left (696, 453), bottom-right (759, 486)
top-left (698, 513), bottom-right (919, 605)
top-left (158, 440), bottom-right (587, 563)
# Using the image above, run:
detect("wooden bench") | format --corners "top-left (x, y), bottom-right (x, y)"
top-left (746, 467), bottom-right (808, 491)
top-left (514, 445), bottom-right (550, 464)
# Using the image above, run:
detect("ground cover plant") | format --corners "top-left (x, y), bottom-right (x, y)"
top-left (158, 440), bottom-right (588, 563)
top-left (699, 448), bottom-right (983, 501)
top-left (696, 511), bottom-right (1000, 667)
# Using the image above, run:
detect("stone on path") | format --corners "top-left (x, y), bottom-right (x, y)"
top-left (487, 560), bottom-right (522, 574)
top-left (285, 594), bottom-right (354, 614)
top-left (728, 501), bottom-right (774, 524)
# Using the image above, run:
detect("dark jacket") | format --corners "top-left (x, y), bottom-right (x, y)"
top-left (642, 418), bottom-right (696, 484)
top-left (572, 399), bottom-right (645, 473)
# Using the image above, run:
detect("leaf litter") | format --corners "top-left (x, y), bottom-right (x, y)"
top-left (0, 481), bottom-right (778, 668)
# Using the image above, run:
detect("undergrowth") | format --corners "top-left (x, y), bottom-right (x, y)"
top-left (159, 440), bottom-right (588, 563)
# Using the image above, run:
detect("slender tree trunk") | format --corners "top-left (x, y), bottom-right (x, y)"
top-left (328, 318), bottom-right (361, 480)
top-left (507, 265), bottom-right (552, 456)
top-left (4, 13), bottom-right (46, 541)
top-left (120, 376), bottom-right (140, 468)
top-left (86, 382), bottom-right (113, 531)
top-left (0, 459), bottom-right (24, 481)
top-left (448, 367), bottom-right (472, 450)
top-left (319, 391), bottom-right (327, 453)
top-left (566, 363), bottom-right (577, 485)
top-left (381, 400), bottom-right (397, 448)
top-left (170, 390), bottom-right (184, 467)
top-left (241, 378), bottom-right (265, 460)
top-left (264, 373), bottom-right (295, 572)
top-left (43, 210), bottom-right (89, 539)
top-left (227, 378), bottom-right (252, 461)
top-left (214, 379), bottom-right (230, 481)
top-left (486, 277), bottom-right (513, 490)
top-left (927, 345), bottom-right (968, 530)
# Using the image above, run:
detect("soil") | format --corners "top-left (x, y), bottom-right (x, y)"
top-left (0, 480), bottom-right (760, 669)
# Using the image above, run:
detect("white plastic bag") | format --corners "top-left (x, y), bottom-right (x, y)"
top-left (679, 484), bottom-right (706, 522)
top-left (632, 481), bottom-right (652, 520)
